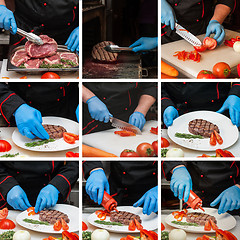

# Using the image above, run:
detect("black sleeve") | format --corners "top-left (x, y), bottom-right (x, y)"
top-left (0, 83), bottom-right (25, 125)
top-left (49, 161), bottom-right (79, 202)
top-left (216, 0), bottom-right (236, 11)
top-left (139, 83), bottom-right (157, 99)
top-left (229, 83), bottom-right (240, 98)
top-left (162, 161), bottom-right (186, 181)
top-left (82, 161), bottom-right (103, 179)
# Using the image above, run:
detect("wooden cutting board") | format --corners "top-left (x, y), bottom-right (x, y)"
top-left (161, 29), bottom-right (240, 78)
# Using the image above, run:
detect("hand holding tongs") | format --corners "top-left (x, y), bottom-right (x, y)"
top-left (104, 45), bottom-right (157, 53)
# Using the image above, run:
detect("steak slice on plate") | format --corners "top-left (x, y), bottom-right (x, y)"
top-left (186, 212), bottom-right (217, 226)
top-left (39, 209), bottom-right (70, 224)
top-left (43, 124), bottom-right (66, 139)
top-left (110, 211), bottom-right (141, 225)
top-left (188, 119), bottom-right (220, 138)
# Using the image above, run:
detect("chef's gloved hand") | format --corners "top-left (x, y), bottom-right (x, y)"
top-left (7, 185), bottom-right (32, 211)
top-left (35, 185), bottom-right (60, 213)
top-left (161, 0), bottom-right (176, 30)
top-left (129, 37), bottom-right (158, 52)
top-left (85, 169), bottom-right (110, 205)
top-left (76, 105), bottom-right (79, 122)
top-left (205, 20), bottom-right (225, 45)
top-left (129, 112), bottom-right (146, 130)
top-left (65, 26), bottom-right (79, 53)
top-left (133, 186), bottom-right (158, 215)
top-left (170, 166), bottom-right (192, 202)
top-left (14, 104), bottom-right (49, 140)
top-left (0, 5), bottom-right (17, 34)
top-left (217, 95), bottom-right (240, 127)
top-left (87, 96), bottom-right (112, 123)
top-left (210, 185), bottom-right (240, 214)
top-left (163, 106), bottom-right (179, 127)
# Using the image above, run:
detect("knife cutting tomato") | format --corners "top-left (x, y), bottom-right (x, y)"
top-left (203, 37), bottom-right (217, 50)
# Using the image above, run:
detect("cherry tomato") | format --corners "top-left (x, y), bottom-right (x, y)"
top-left (136, 143), bottom-right (155, 157)
top-left (212, 62), bottom-right (231, 78)
top-left (194, 45), bottom-right (207, 52)
top-left (0, 208), bottom-right (8, 220)
top-left (203, 37), bottom-right (217, 50)
top-left (197, 70), bottom-right (215, 79)
top-left (152, 141), bottom-right (158, 156)
top-left (41, 72), bottom-right (60, 79)
top-left (120, 149), bottom-right (140, 157)
top-left (53, 220), bottom-right (62, 231)
top-left (0, 219), bottom-right (15, 229)
top-left (161, 137), bottom-right (170, 148)
top-left (0, 140), bottom-right (12, 152)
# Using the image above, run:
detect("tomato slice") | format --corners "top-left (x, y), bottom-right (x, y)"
top-left (150, 127), bottom-right (158, 135)
top-left (0, 219), bottom-right (15, 229)
top-left (82, 221), bottom-right (88, 231)
top-left (0, 140), bottom-right (12, 152)
top-left (161, 137), bottom-right (170, 148)
top-left (128, 219), bottom-right (136, 231)
top-left (53, 220), bottom-right (62, 231)
top-left (194, 45), bottom-right (207, 52)
top-left (209, 218), bottom-right (218, 230)
top-left (28, 211), bottom-right (36, 216)
top-left (210, 132), bottom-right (216, 146)
top-left (134, 219), bottom-right (143, 230)
top-left (0, 208), bottom-right (8, 220)
top-left (114, 131), bottom-right (136, 137)
top-left (63, 133), bottom-right (76, 144)
top-left (61, 218), bottom-right (69, 231)
top-left (213, 130), bottom-right (223, 145)
top-left (204, 220), bottom-right (211, 231)
top-left (161, 223), bottom-right (165, 231)
top-left (64, 132), bottom-right (79, 140)
top-left (203, 37), bottom-right (217, 50)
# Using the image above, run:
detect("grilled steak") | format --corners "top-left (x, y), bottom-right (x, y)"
top-left (186, 212), bottom-right (217, 226)
top-left (39, 209), bottom-right (70, 225)
top-left (92, 41), bottom-right (118, 63)
top-left (188, 119), bottom-right (220, 138)
top-left (110, 211), bottom-right (141, 225)
top-left (43, 124), bottom-right (66, 139)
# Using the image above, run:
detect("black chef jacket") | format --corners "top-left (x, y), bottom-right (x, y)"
top-left (161, 0), bottom-right (236, 44)
top-left (162, 161), bottom-right (240, 213)
top-left (83, 83), bottom-right (157, 135)
top-left (161, 82), bottom-right (240, 120)
top-left (0, 161), bottom-right (79, 209)
top-left (83, 161), bottom-right (158, 205)
top-left (0, 82), bottom-right (79, 126)
top-left (11, 0), bottom-right (79, 45)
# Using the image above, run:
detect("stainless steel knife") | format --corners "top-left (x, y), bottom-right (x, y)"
top-left (175, 23), bottom-right (202, 46)
top-left (110, 116), bottom-right (142, 135)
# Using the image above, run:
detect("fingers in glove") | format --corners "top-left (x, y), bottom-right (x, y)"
top-left (10, 17), bottom-right (17, 34)
top-left (235, 110), bottom-right (240, 127)
top-left (184, 182), bottom-right (191, 202)
top-left (97, 186), bottom-right (104, 205)
top-left (147, 197), bottom-right (156, 215)
top-left (213, 28), bottom-right (222, 41)
top-left (169, 16), bottom-right (175, 30)
top-left (34, 121), bottom-right (50, 139)
top-left (65, 31), bottom-right (73, 46)
top-left (216, 29), bottom-right (225, 45)
top-left (222, 199), bottom-right (232, 214)
top-left (129, 38), bottom-right (142, 48)
top-left (218, 196), bottom-right (227, 214)
top-left (39, 197), bottom-right (47, 212)
top-left (178, 183), bottom-right (185, 200)
top-left (67, 33), bottom-right (77, 51)
top-left (229, 200), bottom-right (237, 211)
top-left (3, 15), bottom-right (10, 30)
top-left (142, 195), bottom-right (151, 215)
top-left (22, 128), bottom-right (36, 139)
top-left (229, 108), bottom-right (236, 126)
top-left (133, 194), bottom-right (145, 208)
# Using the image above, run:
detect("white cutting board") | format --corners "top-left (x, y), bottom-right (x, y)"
top-left (82, 120), bottom-right (158, 157)
top-left (162, 29), bottom-right (240, 78)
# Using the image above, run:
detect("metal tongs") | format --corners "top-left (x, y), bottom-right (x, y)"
top-left (104, 45), bottom-right (157, 53)
top-left (11, 27), bottom-right (43, 45)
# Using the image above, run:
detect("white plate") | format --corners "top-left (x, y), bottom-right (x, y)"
top-left (87, 206), bottom-right (158, 233)
top-left (167, 111), bottom-right (239, 151)
top-left (12, 116), bottom-right (79, 152)
top-left (16, 204), bottom-right (79, 234)
top-left (165, 208), bottom-right (236, 233)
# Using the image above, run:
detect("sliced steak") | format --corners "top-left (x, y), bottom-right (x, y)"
top-left (59, 52), bottom-right (79, 66)
top-left (43, 124), bottom-right (66, 139)
top-left (43, 54), bottom-right (61, 65)
top-left (39, 209), bottom-right (70, 224)
top-left (186, 212), bottom-right (217, 226)
top-left (25, 35), bottom-right (58, 58)
top-left (188, 119), bottom-right (220, 138)
top-left (92, 41), bottom-right (118, 63)
top-left (24, 59), bottom-right (42, 69)
top-left (11, 49), bottom-right (30, 67)
top-left (110, 211), bottom-right (141, 225)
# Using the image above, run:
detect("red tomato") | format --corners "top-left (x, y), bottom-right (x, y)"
top-left (0, 140), bottom-right (12, 152)
top-left (134, 219), bottom-right (143, 230)
top-left (0, 208), bottom-right (8, 220)
top-left (41, 72), bottom-right (61, 79)
top-left (120, 149), bottom-right (140, 157)
top-left (161, 137), bottom-right (170, 148)
top-left (63, 132), bottom-right (76, 144)
top-left (0, 219), bottom-right (15, 229)
top-left (203, 37), bottom-right (217, 50)
top-left (210, 132), bottom-right (216, 146)
top-left (136, 143), bottom-right (155, 157)
top-left (61, 218), bottom-right (69, 231)
top-left (197, 70), bottom-right (215, 79)
top-left (237, 64), bottom-right (240, 77)
top-left (161, 223), bottom-right (165, 231)
top-left (128, 219), bottom-right (136, 231)
top-left (82, 221), bottom-right (88, 231)
top-left (212, 62), bottom-right (231, 78)
top-left (194, 45), bottom-right (207, 52)
top-left (204, 220), bottom-right (211, 231)
top-left (53, 220), bottom-right (62, 231)
top-left (152, 141), bottom-right (158, 156)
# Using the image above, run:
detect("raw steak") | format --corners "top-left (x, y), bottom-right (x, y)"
top-left (59, 52), bottom-right (79, 66)
top-left (25, 35), bottom-right (57, 58)
top-left (43, 124), bottom-right (66, 139)
top-left (110, 211), bottom-right (141, 225)
top-left (188, 119), bottom-right (220, 138)
top-left (11, 49), bottom-right (30, 67)
top-left (43, 54), bottom-right (61, 65)
top-left (24, 59), bottom-right (42, 69)
top-left (39, 209), bottom-right (70, 225)
top-left (186, 212), bottom-right (217, 226)
top-left (92, 41), bottom-right (118, 62)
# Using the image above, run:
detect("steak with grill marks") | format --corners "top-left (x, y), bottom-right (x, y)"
top-left (110, 211), bottom-right (141, 225)
top-left (43, 124), bottom-right (66, 139)
top-left (39, 209), bottom-right (70, 225)
top-left (186, 212), bottom-right (217, 226)
top-left (188, 119), bottom-right (220, 138)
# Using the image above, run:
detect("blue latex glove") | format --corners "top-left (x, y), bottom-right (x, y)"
top-left (163, 106), bottom-right (179, 127)
top-left (7, 185), bottom-right (31, 211)
top-left (129, 112), bottom-right (146, 130)
top-left (217, 95), bottom-right (240, 127)
top-left (133, 186), bottom-right (158, 215)
top-left (34, 185), bottom-right (60, 213)
top-left (65, 26), bottom-right (79, 52)
top-left (129, 37), bottom-right (158, 52)
top-left (210, 185), bottom-right (240, 214)
top-left (87, 96), bottom-right (112, 123)
top-left (76, 105), bottom-right (79, 122)
top-left (85, 169), bottom-right (110, 205)
top-left (170, 166), bottom-right (192, 202)
top-left (0, 5), bottom-right (17, 34)
top-left (14, 104), bottom-right (49, 140)
top-left (161, 0), bottom-right (176, 30)
top-left (205, 20), bottom-right (225, 45)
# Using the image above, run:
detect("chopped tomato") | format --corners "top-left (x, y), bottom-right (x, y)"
top-left (128, 219), bottom-right (136, 231)
top-left (126, 236), bottom-right (136, 240)
top-left (63, 132), bottom-right (76, 144)
top-left (66, 151), bottom-right (79, 157)
top-left (161, 223), bottom-right (165, 231)
top-left (173, 50), bottom-right (201, 62)
top-left (20, 76), bottom-right (27, 79)
top-left (0, 140), bottom-right (12, 152)
top-left (134, 219), bottom-right (143, 230)
top-left (194, 45), bottom-right (207, 52)
top-left (61, 218), bottom-right (69, 231)
top-left (0, 219), bottom-right (15, 229)
top-left (224, 231), bottom-right (238, 240)
top-left (28, 211), bottom-right (36, 216)
top-left (203, 37), bottom-right (217, 50)
top-left (64, 132), bottom-right (79, 140)
top-left (53, 220), bottom-right (62, 231)
top-left (210, 132), bottom-right (216, 146)
top-left (82, 221), bottom-right (88, 231)
top-left (62, 231), bottom-right (79, 240)
top-left (209, 218), bottom-right (218, 230)
top-left (223, 150), bottom-right (235, 157)
top-left (27, 207), bottom-right (35, 212)
top-left (120, 238), bottom-right (128, 240)
top-left (150, 127), bottom-right (158, 135)
top-left (213, 130), bottom-right (223, 145)
top-left (114, 131), bottom-right (136, 137)
top-left (0, 208), bottom-right (8, 220)
top-left (70, 232), bottom-right (79, 240)
top-left (161, 137), bottom-right (170, 148)
top-left (204, 220), bottom-right (211, 231)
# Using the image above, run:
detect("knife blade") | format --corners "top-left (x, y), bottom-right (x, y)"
top-left (110, 117), bottom-right (142, 135)
top-left (175, 23), bottom-right (202, 46)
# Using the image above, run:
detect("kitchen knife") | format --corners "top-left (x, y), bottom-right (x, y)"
top-left (110, 116), bottom-right (142, 135)
top-left (175, 23), bottom-right (202, 46)
top-left (104, 45), bottom-right (157, 53)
